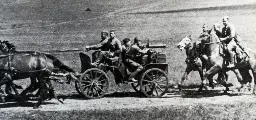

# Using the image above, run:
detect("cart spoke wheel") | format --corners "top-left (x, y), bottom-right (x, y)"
top-left (140, 68), bottom-right (168, 97)
top-left (142, 79), bottom-right (154, 83)
top-left (95, 85), bottom-right (105, 93)
top-left (78, 68), bottom-right (109, 99)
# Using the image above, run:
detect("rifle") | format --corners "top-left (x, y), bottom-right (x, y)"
top-left (234, 38), bottom-right (250, 58)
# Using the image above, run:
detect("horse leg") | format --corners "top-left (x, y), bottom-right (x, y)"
top-left (232, 69), bottom-right (243, 92)
top-left (207, 74), bottom-right (215, 89)
top-left (198, 65), bottom-right (221, 92)
top-left (5, 83), bottom-right (14, 97)
top-left (0, 89), bottom-right (5, 103)
top-left (238, 68), bottom-right (252, 93)
top-left (3, 77), bottom-right (25, 103)
top-left (20, 77), bottom-right (38, 97)
top-left (33, 75), bottom-right (47, 109)
top-left (217, 72), bottom-right (229, 93)
top-left (179, 67), bottom-right (192, 89)
top-left (9, 81), bottom-right (25, 103)
top-left (197, 66), bottom-right (204, 84)
top-left (251, 64), bottom-right (256, 94)
top-left (46, 79), bottom-right (64, 104)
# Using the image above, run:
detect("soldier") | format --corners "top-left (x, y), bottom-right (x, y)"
top-left (85, 30), bottom-right (109, 51)
top-left (219, 16), bottom-right (241, 68)
top-left (85, 30), bottom-right (122, 66)
top-left (122, 38), bottom-right (146, 82)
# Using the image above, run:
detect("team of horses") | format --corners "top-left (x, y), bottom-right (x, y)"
top-left (0, 41), bottom-right (77, 108)
top-left (177, 26), bottom-right (256, 94)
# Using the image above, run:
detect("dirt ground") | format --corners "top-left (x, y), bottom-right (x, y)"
top-left (2, 89), bottom-right (256, 119)
top-left (0, 90), bottom-right (255, 112)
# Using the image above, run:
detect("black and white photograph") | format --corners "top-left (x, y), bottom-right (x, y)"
top-left (0, 0), bottom-right (256, 119)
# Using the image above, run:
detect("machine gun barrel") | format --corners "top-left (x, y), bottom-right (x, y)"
top-left (146, 39), bottom-right (167, 48)
top-left (146, 44), bottom-right (167, 48)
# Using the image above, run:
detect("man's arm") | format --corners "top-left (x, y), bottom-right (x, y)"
top-left (86, 39), bottom-right (108, 51)
top-left (220, 25), bottom-right (236, 42)
top-left (114, 39), bottom-right (122, 54)
top-left (133, 45), bottom-right (148, 54)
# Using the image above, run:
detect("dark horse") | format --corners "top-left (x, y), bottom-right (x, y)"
top-left (199, 28), bottom-right (256, 93)
top-left (0, 41), bottom-right (76, 108)
top-left (177, 35), bottom-right (229, 92)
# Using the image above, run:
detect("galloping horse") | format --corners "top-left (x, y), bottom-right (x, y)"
top-left (177, 35), bottom-right (205, 86)
top-left (0, 41), bottom-right (76, 108)
top-left (177, 35), bottom-right (229, 91)
top-left (200, 28), bottom-right (256, 93)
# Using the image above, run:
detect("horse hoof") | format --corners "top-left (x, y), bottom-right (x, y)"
top-left (1, 97), bottom-right (5, 103)
top-left (197, 89), bottom-right (203, 93)
top-left (209, 83), bottom-right (215, 89)
top-left (223, 90), bottom-right (228, 94)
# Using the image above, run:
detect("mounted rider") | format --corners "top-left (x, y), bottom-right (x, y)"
top-left (202, 24), bottom-right (211, 35)
top-left (85, 30), bottom-right (122, 66)
top-left (122, 38), bottom-right (147, 82)
top-left (219, 16), bottom-right (242, 68)
top-left (198, 24), bottom-right (211, 62)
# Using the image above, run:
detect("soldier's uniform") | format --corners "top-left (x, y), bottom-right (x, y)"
top-left (122, 38), bottom-right (144, 82)
top-left (87, 34), bottom-right (122, 66)
top-left (220, 23), bottom-right (238, 66)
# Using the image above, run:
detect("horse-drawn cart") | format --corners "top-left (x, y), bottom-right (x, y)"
top-left (0, 40), bottom-right (169, 108)
top-left (75, 42), bottom-right (169, 98)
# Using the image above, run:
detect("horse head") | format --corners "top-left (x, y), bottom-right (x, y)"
top-left (0, 41), bottom-right (16, 53)
top-left (177, 35), bottom-right (192, 50)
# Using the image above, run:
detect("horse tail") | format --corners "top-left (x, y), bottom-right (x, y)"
top-left (44, 53), bottom-right (75, 73)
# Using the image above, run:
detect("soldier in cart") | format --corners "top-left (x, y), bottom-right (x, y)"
top-left (121, 38), bottom-right (147, 82)
top-left (85, 30), bottom-right (122, 66)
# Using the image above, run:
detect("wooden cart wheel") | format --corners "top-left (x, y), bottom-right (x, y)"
top-left (131, 81), bottom-right (141, 92)
top-left (140, 68), bottom-right (168, 97)
top-left (78, 68), bottom-right (109, 99)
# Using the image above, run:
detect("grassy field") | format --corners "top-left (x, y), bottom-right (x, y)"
top-left (2, 102), bottom-right (256, 120)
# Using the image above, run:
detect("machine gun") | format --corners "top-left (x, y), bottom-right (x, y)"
top-left (145, 39), bottom-right (167, 48)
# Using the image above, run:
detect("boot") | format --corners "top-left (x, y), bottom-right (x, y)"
top-left (128, 72), bottom-right (138, 83)
top-left (127, 67), bottom-right (142, 83)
